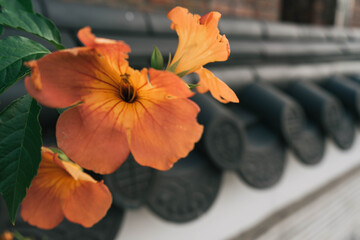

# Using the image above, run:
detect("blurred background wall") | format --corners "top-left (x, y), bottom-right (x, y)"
top-left (63, 0), bottom-right (360, 27)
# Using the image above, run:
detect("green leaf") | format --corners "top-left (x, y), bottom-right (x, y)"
top-left (0, 95), bottom-right (42, 224)
top-left (0, 36), bottom-right (50, 94)
top-left (151, 46), bottom-right (164, 70)
top-left (177, 70), bottom-right (189, 78)
top-left (188, 83), bottom-right (199, 89)
top-left (13, 230), bottom-right (29, 240)
top-left (0, 25), bottom-right (3, 35)
top-left (0, 8), bottom-right (64, 49)
top-left (57, 108), bottom-right (67, 114)
top-left (0, 0), bottom-right (33, 13)
top-left (166, 58), bottom-right (181, 73)
top-left (48, 147), bottom-right (70, 162)
top-left (57, 101), bottom-right (82, 114)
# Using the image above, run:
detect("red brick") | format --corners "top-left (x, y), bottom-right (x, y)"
top-left (75, 0), bottom-right (283, 21)
top-left (210, 0), bottom-right (233, 15)
top-left (232, 4), bottom-right (254, 18)
top-left (256, 10), bottom-right (278, 21)
top-left (147, 0), bottom-right (175, 5)
top-left (234, 8), bottom-right (254, 18)
top-left (180, 0), bottom-right (207, 14)
top-left (256, 0), bottom-right (279, 9)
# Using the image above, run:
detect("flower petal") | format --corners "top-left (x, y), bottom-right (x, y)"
top-left (195, 67), bottom-right (239, 103)
top-left (0, 231), bottom-right (13, 240)
top-left (56, 107), bottom-right (130, 174)
top-left (21, 185), bottom-right (64, 229)
top-left (21, 149), bottom-right (65, 229)
top-left (53, 156), bottom-right (96, 183)
top-left (130, 69), bottom-right (203, 170)
top-left (77, 27), bottom-right (130, 65)
top-left (25, 47), bottom-right (116, 109)
top-left (168, 7), bottom-right (230, 74)
top-left (147, 68), bottom-right (194, 98)
top-left (63, 181), bottom-right (112, 228)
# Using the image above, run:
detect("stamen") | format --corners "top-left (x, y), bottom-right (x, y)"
top-left (120, 73), bottom-right (130, 83)
top-left (118, 73), bottom-right (137, 103)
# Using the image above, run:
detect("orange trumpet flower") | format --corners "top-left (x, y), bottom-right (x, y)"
top-left (25, 27), bottom-right (203, 174)
top-left (0, 231), bottom-right (13, 240)
top-left (167, 7), bottom-right (238, 104)
top-left (21, 147), bottom-right (112, 229)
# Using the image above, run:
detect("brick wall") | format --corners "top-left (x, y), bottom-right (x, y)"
top-left (69, 0), bottom-right (281, 21)
top-left (349, 0), bottom-right (360, 27)
top-left (313, 0), bottom-right (325, 25)
top-left (281, 0), bottom-right (336, 26)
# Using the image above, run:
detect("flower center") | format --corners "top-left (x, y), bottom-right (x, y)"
top-left (118, 74), bottom-right (137, 103)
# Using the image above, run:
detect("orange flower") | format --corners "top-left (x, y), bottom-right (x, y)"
top-left (167, 7), bottom-right (238, 104)
top-left (25, 27), bottom-right (203, 174)
top-left (0, 231), bottom-right (13, 240)
top-left (21, 147), bottom-right (112, 229)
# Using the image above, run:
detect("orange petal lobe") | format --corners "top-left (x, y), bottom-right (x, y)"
top-left (21, 183), bottom-right (64, 229)
top-left (130, 69), bottom-right (203, 170)
top-left (195, 67), bottom-right (239, 103)
top-left (63, 181), bottom-right (112, 228)
top-left (0, 231), bottom-right (13, 240)
top-left (168, 7), bottom-right (230, 74)
top-left (199, 12), bottom-right (213, 24)
top-left (78, 27), bottom-right (130, 65)
top-left (149, 68), bottom-right (193, 98)
top-left (21, 149), bottom-right (66, 229)
top-left (54, 157), bottom-right (96, 183)
top-left (25, 48), bottom-right (111, 109)
top-left (56, 107), bottom-right (130, 174)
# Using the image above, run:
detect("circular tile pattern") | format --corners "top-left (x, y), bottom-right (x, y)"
top-left (146, 151), bottom-right (222, 223)
top-left (104, 155), bottom-right (155, 209)
top-left (205, 116), bottom-right (245, 169)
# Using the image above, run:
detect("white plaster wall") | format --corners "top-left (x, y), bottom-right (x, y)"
top-left (116, 132), bottom-right (360, 240)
